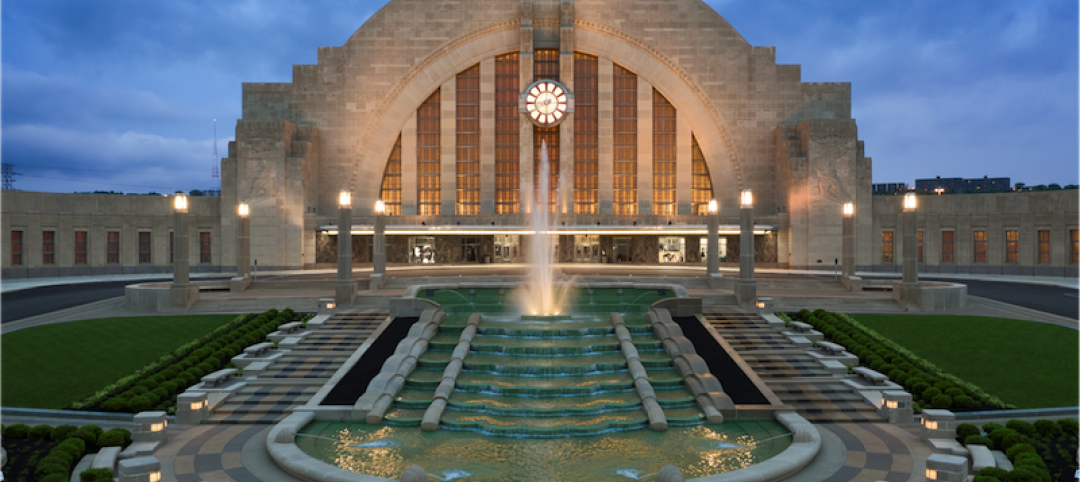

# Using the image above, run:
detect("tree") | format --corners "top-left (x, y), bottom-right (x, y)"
top-left (1048, 183), bottom-right (1061, 190)
top-left (189, 189), bottom-right (204, 196)
top-left (1014, 182), bottom-right (1026, 191)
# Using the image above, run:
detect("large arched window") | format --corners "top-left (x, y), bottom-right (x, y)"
top-left (573, 53), bottom-right (599, 214)
top-left (456, 64), bottom-right (481, 215)
top-left (612, 64), bottom-right (637, 215)
top-left (652, 89), bottom-right (676, 215)
top-left (691, 135), bottom-right (714, 215)
top-left (378, 135), bottom-right (402, 216)
top-left (417, 89), bottom-right (441, 216)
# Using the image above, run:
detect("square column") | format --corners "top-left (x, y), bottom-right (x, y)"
top-left (735, 190), bottom-right (757, 307)
top-left (336, 190), bottom-right (356, 305)
top-left (705, 199), bottom-right (723, 288)
top-left (371, 201), bottom-right (387, 290)
top-left (170, 193), bottom-right (196, 309)
top-left (841, 202), bottom-right (862, 291)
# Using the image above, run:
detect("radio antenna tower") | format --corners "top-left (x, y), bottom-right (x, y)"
top-left (211, 119), bottom-right (220, 189)
top-left (2, 164), bottom-right (22, 190)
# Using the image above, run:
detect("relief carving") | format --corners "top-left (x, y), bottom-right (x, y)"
top-left (812, 134), bottom-right (854, 204)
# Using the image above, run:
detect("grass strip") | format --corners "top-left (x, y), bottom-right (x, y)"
top-left (851, 314), bottom-right (1078, 409)
top-left (1, 315), bottom-right (235, 409)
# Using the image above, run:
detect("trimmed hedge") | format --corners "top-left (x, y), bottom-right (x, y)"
top-left (74, 308), bottom-right (303, 413)
top-left (961, 418), bottom-right (1078, 482)
top-left (793, 309), bottom-right (1008, 411)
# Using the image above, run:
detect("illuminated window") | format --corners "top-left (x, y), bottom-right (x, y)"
top-left (881, 231), bottom-right (893, 263)
top-left (199, 232), bottom-right (211, 263)
top-left (1005, 230), bottom-right (1019, 263)
top-left (417, 89), bottom-right (441, 216)
top-left (534, 49), bottom-right (559, 81)
top-left (613, 63), bottom-right (637, 215)
top-left (972, 230), bottom-right (989, 263)
top-left (42, 231), bottom-right (55, 265)
top-left (917, 230), bottom-right (923, 263)
top-left (652, 89), bottom-right (676, 215)
top-left (379, 136), bottom-right (402, 216)
top-left (1038, 230), bottom-right (1050, 263)
top-left (495, 52), bottom-right (520, 214)
top-left (973, 230), bottom-right (987, 263)
top-left (139, 232), bottom-right (151, 263)
top-left (1071, 229), bottom-right (1078, 264)
top-left (75, 231), bottom-right (87, 264)
top-left (691, 136), bottom-right (713, 215)
top-left (107, 231), bottom-right (120, 264)
top-left (534, 127), bottom-right (559, 212)
top-left (941, 231), bottom-right (954, 263)
top-left (573, 52), bottom-right (598, 214)
top-left (11, 230), bottom-right (22, 266)
top-left (456, 64), bottom-right (481, 215)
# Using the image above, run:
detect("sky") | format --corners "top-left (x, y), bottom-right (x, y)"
top-left (2, 0), bottom-right (1077, 194)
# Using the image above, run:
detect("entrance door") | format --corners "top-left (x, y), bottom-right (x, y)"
top-left (573, 235), bottom-right (600, 262)
top-left (659, 237), bottom-right (685, 263)
top-left (461, 237), bottom-right (480, 263)
top-left (613, 237), bottom-right (632, 263)
top-left (409, 236), bottom-right (435, 264)
top-left (494, 234), bottom-right (519, 263)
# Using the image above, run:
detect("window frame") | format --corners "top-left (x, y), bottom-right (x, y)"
top-left (11, 230), bottom-right (23, 266)
top-left (199, 232), bottom-right (212, 264)
top-left (881, 231), bottom-right (894, 263)
top-left (1005, 230), bottom-right (1019, 264)
top-left (75, 231), bottom-right (88, 265)
top-left (973, 230), bottom-right (987, 263)
top-left (138, 231), bottom-right (152, 264)
top-left (42, 231), bottom-right (56, 265)
top-left (106, 231), bottom-right (120, 264)
top-left (941, 231), bottom-right (955, 263)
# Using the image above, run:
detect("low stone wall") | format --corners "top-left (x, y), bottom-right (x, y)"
top-left (688, 412), bottom-right (821, 482)
top-left (266, 412), bottom-right (396, 482)
top-left (894, 281), bottom-right (967, 312)
top-left (124, 283), bottom-right (197, 312)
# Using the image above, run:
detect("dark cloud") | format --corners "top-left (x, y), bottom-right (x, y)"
top-left (1, 0), bottom-right (1076, 194)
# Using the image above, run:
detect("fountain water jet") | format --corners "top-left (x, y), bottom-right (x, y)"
top-left (522, 140), bottom-right (568, 316)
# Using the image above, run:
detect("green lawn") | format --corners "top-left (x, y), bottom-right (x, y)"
top-left (2, 315), bottom-right (236, 409)
top-left (850, 314), bottom-right (1078, 409)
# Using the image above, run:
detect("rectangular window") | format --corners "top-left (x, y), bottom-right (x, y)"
top-left (917, 230), bottom-right (924, 263)
top-left (1038, 230), bottom-right (1050, 264)
top-left (534, 48), bottom-right (559, 81)
top-left (691, 136), bottom-right (713, 215)
top-left (107, 231), bottom-right (120, 264)
top-left (417, 89), bottom-right (442, 216)
top-left (573, 52), bottom-right (598, 214)
top-left (941, 231), bottom-right (955, 263)
top-left (652, 89), bottom-right (676, 216)
top-left (11, 230), bottom-right (22, 266)
top-left (881, 231), bottom-right (894, 263)
top-left (613, 63), bottom-right (637, 215)
top-left (495, 52), bottom-right (520, 214)
top-left (973, 230), bottom-right (987, 263)
top-left (169, 232), bottom-right (174, 263)
top-left (42, 231), bottom-right (55, 265)
top-left (534, 126), bottom-right (560, 212)
top-left (379, 136), bottom-right (403, 216)
top-left (1005, 230), bottom-right (1019, 263)
top-left (456, 63), bottom-right (481, 215)
top-left (139, 232), bottom-right (152, 263)
top-left (1071, 230), bottom-right (1078, 264)
top-left (75, 231), bottom-right (87, 264)
top-left (199, 232), bottom-right (211, 263)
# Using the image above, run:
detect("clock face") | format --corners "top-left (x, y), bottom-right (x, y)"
top-left (526, 81), bottom-right (568, 125)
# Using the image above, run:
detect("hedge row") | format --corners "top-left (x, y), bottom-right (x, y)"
top-left (794, 309), bottom-right (1008, 412)
top-left (72, 308), bottom-right (300, 413)
top-left (1, 423), bottom-right (133, 482)
top-left (961, 419), bottom-right (1079, 482)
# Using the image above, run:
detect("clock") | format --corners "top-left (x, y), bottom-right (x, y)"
top-left (522, 80), bottom-right (571, 126)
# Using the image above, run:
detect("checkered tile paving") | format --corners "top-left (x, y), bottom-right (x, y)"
top-left (705, 309), bottom-right (885, 423)
top-left (204, 309), bottom-right (388, 424)
top-left (171, 425), bottom-right (266, 482)
top-left (818, 423), bottom-right (917, 482)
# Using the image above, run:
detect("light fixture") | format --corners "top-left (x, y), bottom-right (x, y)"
top-left (375, 199), bottom-right (385, 214)
top-left (740, 189), bottom-right (753, 208)
top-left (756, 301), bottom-right (765, 309)
top-left (326, 301), bottom-right (336, 310)
top-left (886, 400), bottom-right (899, 409)
top-left (173, 192), bottom-right (188, 212)
top-left (150, 422), bottom-right (165, 432)
top-left (149, 471), bottom-right (162, 482)
top-left (707, 199), bottom-right (718, 214)
top-left (923, 420), bottom-right (938, 430)
top-left (238, 203), bottom-right (249, 217)
top-left (339, 189), bottom-right (352, 208)
top-left (190, 401), bottom-right (204, 410)
top-left (843, 202), bottom-right (854, 217)
top-left (903, 192), bottom-right (917, 211)
top-left (925, 469), bottom-right (937, 480)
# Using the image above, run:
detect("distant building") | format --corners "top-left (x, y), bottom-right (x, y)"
top-left (872, 183), bottom-right (907, 194)
top-left (916, 176), bottom-right (1010, 193)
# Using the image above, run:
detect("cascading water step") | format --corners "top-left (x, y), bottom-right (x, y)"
top-left (446, 391), bottom-right (645, 414)
top-left (438, 409), bottom-right (651, 437)
top-left (452, 372), bottom-right (637, 396)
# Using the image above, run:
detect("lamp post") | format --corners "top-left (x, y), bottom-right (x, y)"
top-left (236, 203), bottom-right (250, 280)
top-left (705, 199), bottom-right (722, 288)
top-left (842, 202), bottom-right (855, 277)
top-left (336, 189), bottom-right (355, 305)
top-left (736, 189), bottom-right (757, 307)
top-left (170, 192), bottom-right (192, 309)
top-left (371, 199), bottom-right (387, 290)
top-left (902, 192), bottom-right (918, 285)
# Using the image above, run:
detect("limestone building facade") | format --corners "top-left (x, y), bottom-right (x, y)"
top-left (3, 0), bottom-right (1076, 278)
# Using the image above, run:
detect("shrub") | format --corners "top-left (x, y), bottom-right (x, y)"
top-left (196, 362), bottom-right (214, 374)
top-left (80, 468), bottom-right (115, 482)
top-left (1032, 419), bottom-right (1062, 437)
top-left (957, 423), bottom-right (980, 440)
top-left (1001, 431), bottom-right (1030, 451)
top-left (973, 477), bottom-right (1001, 482)
top-left (151, 387), bottom-right (168, 399)
top-left (136, 378), bottom-right (159, 390)
top-left (131, 385), bottom-right (150, 395)
top-left (965, 435), bottom-right (993, 447)
top-left (102, 397), bottom-right (129, 411)
top-left (931, 394), bottom-right (952, 408)
top-left (933, 381), bottom-right (955, 392)
top-left (28, 424), bottom-right (54, 439)
top-left (161, 367), bottom-right (179, 379)
top-left (72, 428), bottom-right (98, 447)
top-left (180, 359), bottom-right (195, 369)
top-left (1007, 420), bottom-right (1038, 437)
top-left (52, 424), bottom-right (78, 442)
top-left (913, 401), bottom-right (922, 413)
top-left (98, 430), bottom-right (126, 447)
top-left (160, 380), bottom-right (179, 394)
top-left (205, 356), bottom-right (222, 370)
top-left (990, 427), bottom-right (1018, 447)
top-left (977, 467), bottom-right (1010, 480)
top-left (945, 388), bottom-right (966, 398)
top-left (1057, 418), bottom-right (1078, 435)
top-left (151, 374), bottom-right (166, 384)
top-left (58, 437), bottom-right (86, 454)
top-left (129, 396), bottom-right (153, 411)
top-left (983, 423), bottom-right (1005, 434)
top-left (40, 474), bottom-right (69, 482)
top-left (179, 370), bottom-right (198, 384)
top-left (1013, 452), bottom-right (1047, 470)
top-left (4, 423), bottom-right (31, 439)
top-left (912, 381), bottom-right (931, 396)
top-left (953, 395), bottom-right (976, 409)
top-left (1007, 443), bottom-right (1036, 460)
top-left (922, 387), bottom-right (942, 401)
top-left (171, 377), bottom-right (189, 389)
top-left (35, 459), bottom-right (71, 480)
top-left (904, 377), bottom-right (925, 390)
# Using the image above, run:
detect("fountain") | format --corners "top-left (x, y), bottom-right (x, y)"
top-left (272, 142), bottom-right (820, 481)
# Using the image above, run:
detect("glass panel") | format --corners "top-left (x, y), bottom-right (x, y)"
top-left (973, 230), bottom-right (987, 263)
top-left (457, 64), bottom-right (481, 215)
top-left (652, 89), bottom-right (676, 216)
top-left (941, 231), bottom-right (954, 263)
top-left (691, 136), bottom-right (713, 215)
top-left (534, 126), bottom-right (560, 212)
top-left (613, 64), bottom-right (636, 215)
top-left (573, 52), bottom-right (598, 214)
top-left (881, 231), bottom-right (893, 263)
top-left (496, 53), bottom-right (520, 214)
top-left (534, 49), bottom-right (559, 81)
top-left (1005, 230), bottom-right (1019, 263)
top-left (417, 90), bottom-right (441, 216)
top-left (1038, 230), bottom-right (1050, 263)
top-left (107, 231), bottom-right (120, 264)
top-left (139, 231), bottom-right (152, 263)
top-left (200, 232), bottom-right (212, 263)
top-left (379, 136), bottom-right (403, 216)
top-left (42, 231), bottom-right (55, 265)
top-left (74, 231), bottom-right (87, 264)
top-left (11, 230), bottom-right (22, 266)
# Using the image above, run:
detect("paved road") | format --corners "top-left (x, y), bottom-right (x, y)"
top-left (1, 277), bottom-right (223, 323)
top-left (940, 278), bottom-right (1077, 320)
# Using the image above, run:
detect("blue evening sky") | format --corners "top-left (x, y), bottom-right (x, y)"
top-left (2, 0), bottom-right (1077, 194)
